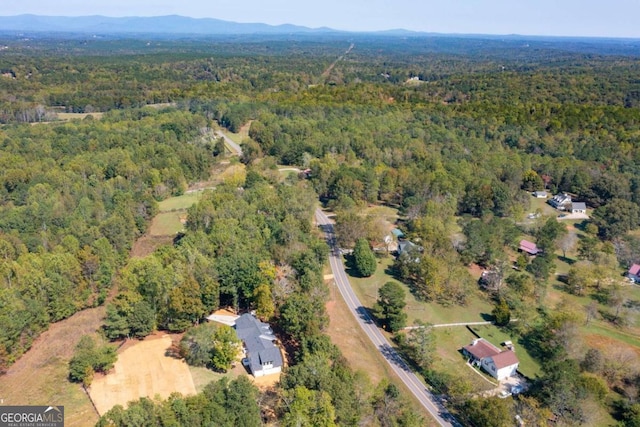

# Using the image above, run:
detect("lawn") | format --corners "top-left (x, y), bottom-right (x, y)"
top-left (188, 365), bottom-right (241, 393)
top-left (431, 326), bottom-right (497, 393)
top-left (527, 194), bottom-right (558, 217)
top-left (158, 192), bottom-right (202, 212)
top-left (469, 324), bottom-right (542, 378)
top-left (149, 211), bottom-right (185, 236)
top-left (348, 257), bottom-right (494, 326)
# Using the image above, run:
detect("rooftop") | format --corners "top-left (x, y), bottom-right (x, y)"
top-left (235, 313), bottom-right (283, 373)
top-left (519, 239), bottom-right (539, 255)
top-left (463, 338), bottom-right (502, 360)
top-left (491, 350), bottom-right (519, 369)
top-left (630, 264), bottom-right (640, 276)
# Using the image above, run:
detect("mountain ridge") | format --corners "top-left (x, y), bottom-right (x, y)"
top-left (0, 14), bottom-right (350, 35)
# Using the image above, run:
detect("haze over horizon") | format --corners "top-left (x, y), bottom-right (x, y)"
top-left (0, 0), bottom-right (638, 39)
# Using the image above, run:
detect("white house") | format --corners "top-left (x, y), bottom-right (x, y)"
top-left (571, 202), bottom-right (587, 214)
top-left (628, 264), bottom-right (640, 283)
top-left (462, 338), bottom-right (519, 381)
top-left (234, 313), bottom-right (283, 377)
top-left (549, 193), bottom-right (572, 211)
top-left (483, 351), bottom-right (520, 380)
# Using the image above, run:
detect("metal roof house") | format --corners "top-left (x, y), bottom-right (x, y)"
top-left (234, 313), bottom-right (283, 377)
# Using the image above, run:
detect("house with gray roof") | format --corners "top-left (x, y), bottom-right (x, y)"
top-left (549, 193), bottom-right (572, 211)
top-left (234, 313), bottom-right (283, 377)
top-left (571, 202), bottom-right (587, 214)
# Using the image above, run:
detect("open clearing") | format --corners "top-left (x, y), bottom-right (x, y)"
top-left (0, 307), bottom-right (105, 427)
top-left (88, 334), bottom-right (196, 415)
top-left (157, 192), bottom-right (202, 212)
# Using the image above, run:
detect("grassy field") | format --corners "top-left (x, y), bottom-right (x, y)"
top-left (221, 121), bottom-right (252, 144)
top-left (57, 112), bottom-right (105, 120)
top-left (349, 257), bottom-right (494, 326)
top-left (89, 335), bottom-right (196, 415)
top-left (431, 326), bottom-right (497, 393)
top-left (148, 211), bottom-right (185, 236)
top-left (157, 192), bottom-right (202, 212)
top-left (469, 324), bottom-right (541, 378)
top-left (0, 307), bottom-right (106, 427)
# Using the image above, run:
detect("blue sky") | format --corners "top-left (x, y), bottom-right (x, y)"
top-left (1, 0), bottom-right (638, 38)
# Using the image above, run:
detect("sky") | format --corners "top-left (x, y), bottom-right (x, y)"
top-left (1, 0), bottom-right (639, 38)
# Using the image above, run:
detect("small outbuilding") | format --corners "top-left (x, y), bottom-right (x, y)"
top-left (519, 239), bottom-right (540, 256)
top-left (571, 202), bottom-right (587, 214)
top-left (532, 191), bottom-right (548, 198)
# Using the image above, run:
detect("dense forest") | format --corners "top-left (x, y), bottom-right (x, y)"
top-left (1, 33), bottom-right (640, 425)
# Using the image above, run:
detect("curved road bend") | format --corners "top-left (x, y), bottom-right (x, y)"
top-left (315, 208), bottom-right (459, 427)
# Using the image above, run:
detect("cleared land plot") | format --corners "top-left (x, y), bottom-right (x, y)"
top-left (88, 334), bottom-right (196, 415)
top-left (130, 234), bottom-right (174, 258)
top-left (57, 112), bottom-right (105, 120)
top-left (158, 193), bottom-right (202, 212)
top-left (0, 307), bottom-right (105, 427)
top-left (148, 211), bottom-right (185, 236)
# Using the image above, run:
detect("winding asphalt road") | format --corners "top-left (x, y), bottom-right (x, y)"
top-left (315, 208), bottom-right (459, 427)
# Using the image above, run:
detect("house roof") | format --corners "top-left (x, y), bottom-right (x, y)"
top-left (572, 202), bottom-right (586, 211)
top-left (552, 193), bottom-right (571, 203)
top-left (398, 240), bottom-right (420, 254)
top-left (463, 338), bottom-right (501, 360)
top-left (630, 264), bottom-right (640, 276)
top-left (234, 314), bottom-right (283, 373)
top-left (519, 239), bottom-right (539, 255)
top-left (391, 228), bottom-right (405, 238)
top-left (491, 350), bottom-right (519, 369)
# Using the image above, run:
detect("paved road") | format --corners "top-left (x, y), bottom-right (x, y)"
top-left (213, 130), bottom-right (243, 156)
top-left (315, 208), bottom-right (459, 427)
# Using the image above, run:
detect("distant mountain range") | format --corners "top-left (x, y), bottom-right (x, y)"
top-left (0, 14), bottom-right (356, 35)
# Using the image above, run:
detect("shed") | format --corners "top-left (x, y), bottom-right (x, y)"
top-left (519, 239), bottom-right (540, 255)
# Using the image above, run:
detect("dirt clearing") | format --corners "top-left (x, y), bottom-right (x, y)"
top-left (88, 334), bottom-right (196, 415)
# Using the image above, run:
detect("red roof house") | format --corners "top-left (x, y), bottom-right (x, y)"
top-left (462, 338), bottom-right (519, 381)
top-left (628, 264), bottom-right (640, 282)
top-left (519, 239), bottom-right (540, 255)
